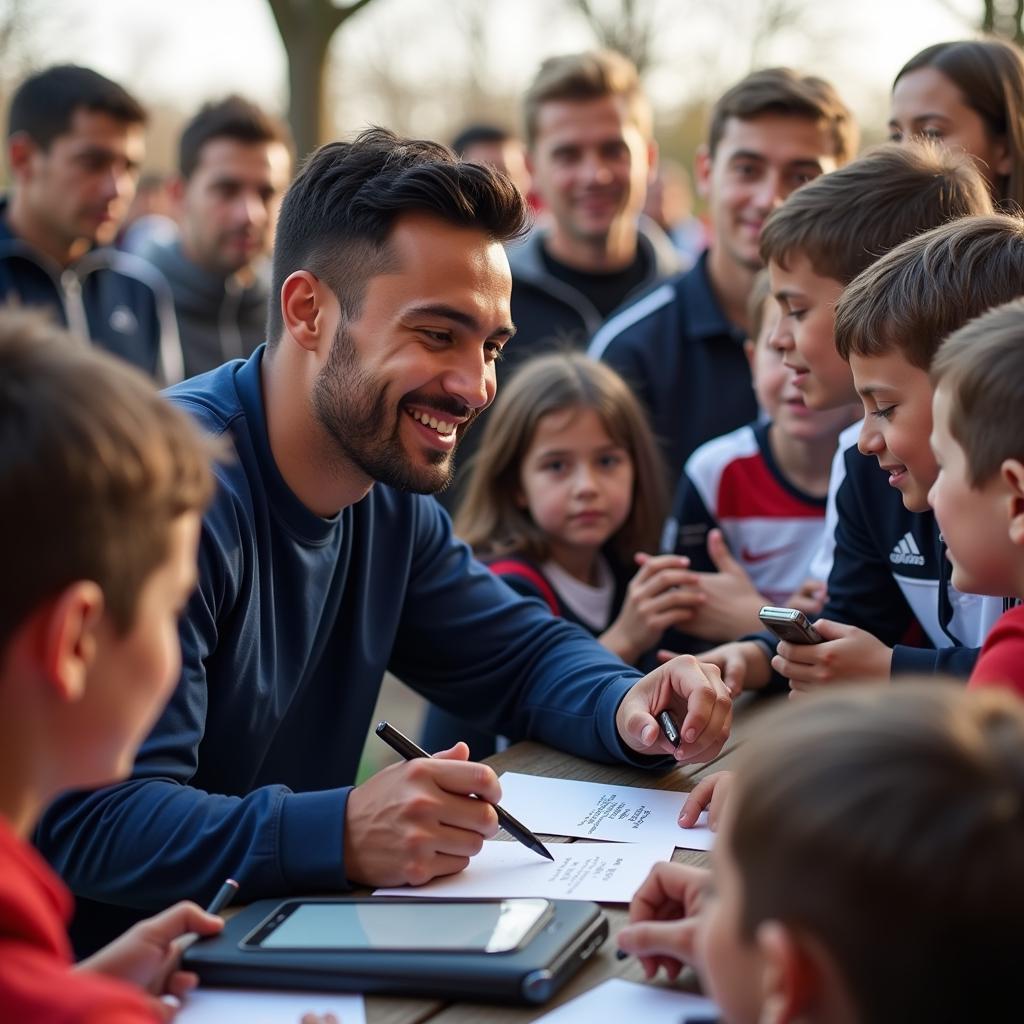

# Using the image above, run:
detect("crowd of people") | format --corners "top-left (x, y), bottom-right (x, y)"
top-left (1, 35), bottom-right (1024, 1024)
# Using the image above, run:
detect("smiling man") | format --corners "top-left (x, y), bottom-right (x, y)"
top-left (39, 129), bottom-right (732, 956)
top-left (0, 65), bottom-right (182, 381)
top-left (590, 68), bottom-right (856, 485)
top-left (140, 96), bottom-right (294, 378)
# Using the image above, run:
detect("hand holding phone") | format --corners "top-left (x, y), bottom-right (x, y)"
top-left (758, 605), bottom-right (824, 644)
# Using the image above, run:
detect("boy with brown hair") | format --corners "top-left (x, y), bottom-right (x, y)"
top-left (686, 151), bottom-right (1004, 694)
top-left (0, 309), bottom-right (224, 1020)
top-left (928, 300), bottom-right (1024, 697)
top-left (619, 683), bottom-right (1024, 1022)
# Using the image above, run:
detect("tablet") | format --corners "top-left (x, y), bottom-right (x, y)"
top-left (183, 896), bottom-right (608, 1005)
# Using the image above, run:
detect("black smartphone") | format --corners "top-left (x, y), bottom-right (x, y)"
top-left (241, 896), bottom-right (552, 953)
top-left (758, 605), bottom-right (824, 644)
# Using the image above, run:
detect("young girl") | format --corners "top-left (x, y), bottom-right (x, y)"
top-left (421, 353), bottom-right (686, 757)
top-left (890, 39), bottom-right (1024, 212)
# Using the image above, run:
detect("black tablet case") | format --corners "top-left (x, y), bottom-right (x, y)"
top-left (182, 897), bottom-right (609, 1005)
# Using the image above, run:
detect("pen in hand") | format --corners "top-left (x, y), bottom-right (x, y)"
top-left (205, 877), bottom-right (239, 916)
top-left (374, 720), bottom-right (555, 862)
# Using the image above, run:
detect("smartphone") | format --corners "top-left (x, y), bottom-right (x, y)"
top-left (241, 897), bottom-right (552, 954)
top-left (758, 605), bottom-right (824, 644)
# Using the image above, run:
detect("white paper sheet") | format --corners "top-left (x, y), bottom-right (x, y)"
top-left (373, 840), bottom-right (673, 903)
top-left (533, 978), bottom-right (719, 1023)
top-left (498, 772), bottom-right (716, 851)
top-left (175, 988), bottom-right (366, 1024)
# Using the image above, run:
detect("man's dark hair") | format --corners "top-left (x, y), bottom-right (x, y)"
top-left (267, 127), bottom-right (529, 346)
top-left (179, 95), bottom-right (294, 179)
top-left (451, 123), bottom-right (513, 156)
top-left (7, 65), bottom-right (145, 148)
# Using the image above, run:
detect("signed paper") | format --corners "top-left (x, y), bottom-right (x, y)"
top-left (533, 978), bottom-right (718, 1023)
top-left (176, 988), bottom-right (365, 1024)
top-left (374, 840), bottom-right (673, 903)
top-left (498, 772), bottom-right (715, 851)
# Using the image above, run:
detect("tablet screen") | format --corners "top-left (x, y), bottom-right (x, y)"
top-left (243, 898), bottom-right (552, 953)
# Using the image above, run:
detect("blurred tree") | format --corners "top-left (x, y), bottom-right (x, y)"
top-left (567, 0), bottom-right (664, 71)
top-left (981, 0), bottom-right (1024, 43)
top-left (267, 0), bottom-right (381, 159)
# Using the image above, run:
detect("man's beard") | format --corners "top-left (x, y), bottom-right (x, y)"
top-left (311, 321), bottom-right (473, 494)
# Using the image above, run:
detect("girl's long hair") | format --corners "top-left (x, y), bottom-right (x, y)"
top-left (454, 352), bottom-right (667, 564)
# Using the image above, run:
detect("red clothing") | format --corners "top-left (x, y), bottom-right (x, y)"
top-left (968, 603), bottom-right (1024, 699)
top-left (0, 815), bottom-right (156, 1022)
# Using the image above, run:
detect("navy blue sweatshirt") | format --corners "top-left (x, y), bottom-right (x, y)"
top-left (37, 348), bottom-right (654, 950)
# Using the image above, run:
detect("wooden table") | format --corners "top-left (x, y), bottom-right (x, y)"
top-left (363, 704), bottom-right (760, 1024)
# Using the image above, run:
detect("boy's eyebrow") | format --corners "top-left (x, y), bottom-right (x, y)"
top-left (856, 383), bottom-right (897, 397)
top-left (404, 303), bottom-right (516, 340)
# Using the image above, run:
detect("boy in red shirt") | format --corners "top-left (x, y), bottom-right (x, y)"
top-left (928, 298), bottom-right (1024, 697)
top-left (0, 310), bottom-right (224, 1020)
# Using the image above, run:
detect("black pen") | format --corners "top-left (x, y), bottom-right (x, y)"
top-left (375, 720), bottom-right (555, 862)
top-left (205, 877), bottom-right (239, 916)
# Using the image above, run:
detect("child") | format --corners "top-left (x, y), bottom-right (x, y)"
top-left (422, 352), bottom-right (681, 756)
top-left (928, 298), bottom-right (1024, 697)
top-left (0, 309), bottom-right (224, 1021)
top-left (659, 272), bottom-right (857, 650)
top-left (683, 144), bottom-right (1000, 693)
top-left (891, 38), bottom-right (1024, 212)
top-left (618, 682), bottom-right (1024, 1022)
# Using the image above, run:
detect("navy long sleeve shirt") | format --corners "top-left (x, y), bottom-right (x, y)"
top-left (38, 349), bottom-right (651, 949)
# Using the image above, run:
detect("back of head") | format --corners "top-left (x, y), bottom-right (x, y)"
top-left (0, 308), bottom-right (215, 654)
top-left (835, 212), bottom-right (1024, 368)
top-left (730, 682), bottom-right (1024, 1023)
top-left (522, 49), bottom-right (651, 148)
top-left (454, 351), bottom-right (666, 563)
top-left (178, 94), bottom-right (294, 179)
top-left (932, 297), bottom-right (1024, 487)
top-left (708, 67), bottom-right (857, 165)
top-left (8, 64), bottom-right (145, 148)
top-left (268, 127), bottom-right (528, 344)
top-left (451, 123), bottom-right (512, 157)
top-left (896, 39), bottom-right (1024, 212)
top-left (760, 140), bottom-right (993, 284)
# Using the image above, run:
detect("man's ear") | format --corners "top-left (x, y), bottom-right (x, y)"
top-left (694, 144), bottom-right (712, 202)
top-left (41, 581), bottom-right (104, 703)
top-left (279, 270), bottom-right (334, 355)
top-left (166, 174), bottom-right (188, 213)
top-left (8, 131), bottom-right (38, 183)
top-left (755, 921), bottom-right (818, 1024)
top-left (1002, 458), bottom-right (1024, 546)
top-left (646, 139), bottom-right (659, 185)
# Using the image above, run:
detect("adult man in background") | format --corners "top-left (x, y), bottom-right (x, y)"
top-left (589, 68), bottom-right (857, 485)
top-left (0, 64), bottom-right (182, 381)
top-left (141, 96), bottom-right (294, 378)
top-left (452, 123), bottom-right (531, 200)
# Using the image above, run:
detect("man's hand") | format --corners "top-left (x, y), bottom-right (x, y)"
top-left (663, 639), bottom-right (772, 698)
top-left (78, 901), bottom-right (224, 1021)
top-left (678, 770), bottom-right (733, 830)
top-left (772, 619), bottom-right (893, 693)
top-left (617, 862), bottom-right (711, 980)
top-left (344, 742), bottom-right (501, 887)
top-left (616, 655), bottom-right (731, 764)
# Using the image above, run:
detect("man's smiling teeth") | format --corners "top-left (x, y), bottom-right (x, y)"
top-left (409, 409), bottom-right (455, 434)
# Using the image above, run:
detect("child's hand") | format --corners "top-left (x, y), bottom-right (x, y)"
top-left (786, 578), bottom-right (828, 618)
top-left (600, 553), bottom-right (700, 663)
top-left (77, 900), bottom-right (224, 1019)
top-left (661, 640), bottom-right (772, 697)
top-left (669, 529), bottom-right (765, 641)
top-left (617, 862), bottom-right (711, 980)
top-left (678, 770), bottom-right (733, 830)
top-left (772, 619), bottom-right (893, 692)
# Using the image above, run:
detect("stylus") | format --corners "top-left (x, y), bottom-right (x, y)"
top-left (375, 720), bottom-right (555, 862)
top-left (206, 877), bottom-right (240, 916)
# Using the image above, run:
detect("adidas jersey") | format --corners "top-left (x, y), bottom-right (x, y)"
top-left (751, 442), bottom-right (1004, 679)
top-left (662, 421), bottom-right (826, 604)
